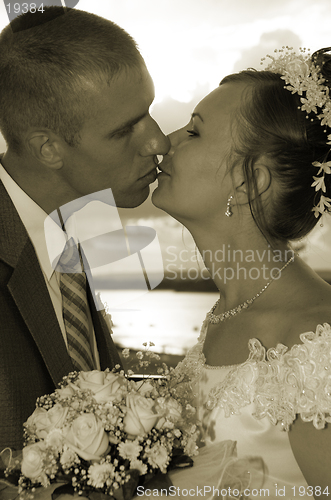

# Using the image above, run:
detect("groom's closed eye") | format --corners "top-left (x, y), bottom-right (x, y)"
top-left (114, 124), bottom-right (136, 139)
top-left (106, 111), bottom-right (148, 140)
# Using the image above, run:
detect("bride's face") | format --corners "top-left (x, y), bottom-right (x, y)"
top-left (152, 82), bottom-right (246, 224)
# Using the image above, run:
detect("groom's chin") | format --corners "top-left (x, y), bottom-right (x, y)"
top-left (115, 186), bottom-right (151, 209)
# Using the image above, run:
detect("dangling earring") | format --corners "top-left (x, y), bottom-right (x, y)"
top-left (225, 195), bottom-right (233, 217)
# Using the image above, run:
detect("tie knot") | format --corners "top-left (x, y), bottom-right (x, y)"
top-left (56, 237), bottom-right (83, 273)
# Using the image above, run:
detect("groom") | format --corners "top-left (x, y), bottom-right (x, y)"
top-left (0, 7), bottom-right (169, 452)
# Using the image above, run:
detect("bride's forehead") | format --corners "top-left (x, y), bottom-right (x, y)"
top-left (194, 84), bottom-right (246, 120)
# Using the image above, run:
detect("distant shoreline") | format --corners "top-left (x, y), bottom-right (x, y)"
top-left (94, 270), bottom-right (331, 292)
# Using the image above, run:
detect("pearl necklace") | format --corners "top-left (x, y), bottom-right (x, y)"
top-left (206, 256), bottom-right (294, 324)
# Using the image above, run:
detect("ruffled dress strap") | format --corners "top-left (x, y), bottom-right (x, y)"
top-left (200, 323), bottom-right (331, 431)
top-left (254, 323), bottom-right (331, 430)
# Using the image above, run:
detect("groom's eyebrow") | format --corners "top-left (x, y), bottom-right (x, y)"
top-left (191, 112), bottom-right (204, 122)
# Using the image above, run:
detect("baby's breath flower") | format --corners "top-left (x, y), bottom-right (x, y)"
top-left (184, 435), bottom-right (199, 457)
top-left (60, 446), bottom-right (79, 469)
top-left (122, 348), bottom-right (130, 359)
top-left (145, 443), bottom-right (169, 472)
top-left (130, 459), bottom-right (148, 475)
top-left (150, 353), bottom-right (160, 360)
top-left (118, 440), bottom-right (142, 461)
top-left (87, 462), bottom-right (115, 489)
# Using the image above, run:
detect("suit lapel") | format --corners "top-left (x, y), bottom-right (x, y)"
top-left (0, 180), bottom-right (73, 386)
top-left (8, 241), bottom-right (74, 385)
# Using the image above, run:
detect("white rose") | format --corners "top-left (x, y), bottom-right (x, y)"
top-left (123, 394), bottom-right (159, 436)
top-left (25, 404), bottom-right (69, 439)
top-left (21, 442), bottom-right (47, 482)
top-left (64, 414), bottom-right (109, 461)
top-left (71, 370), bottom-right (126, 403)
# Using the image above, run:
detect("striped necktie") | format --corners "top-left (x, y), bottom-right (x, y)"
top-left (58, 238), bottom-right (95, 372)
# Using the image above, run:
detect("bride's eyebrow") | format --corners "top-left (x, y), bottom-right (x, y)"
top-left (191, 112), bottom-right (204, 122)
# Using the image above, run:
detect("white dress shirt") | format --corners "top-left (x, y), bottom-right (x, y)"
top-left (0, 162), bottom-right (100, 369)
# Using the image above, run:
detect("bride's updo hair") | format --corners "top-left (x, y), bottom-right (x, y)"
top-left (222, 47), bottom-right (331, 243)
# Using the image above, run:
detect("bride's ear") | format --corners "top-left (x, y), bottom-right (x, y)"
top-left (233, 161), bottom-right (271, 206)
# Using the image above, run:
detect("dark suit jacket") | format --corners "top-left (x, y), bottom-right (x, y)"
top-left (0, 181), bottom-right (122, 450)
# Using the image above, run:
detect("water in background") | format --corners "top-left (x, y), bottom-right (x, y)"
top-left (97, 289), bottom-right (219, 355)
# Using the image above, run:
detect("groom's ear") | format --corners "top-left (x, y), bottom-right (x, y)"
top-left (26, 129), bottom-right (64, 170)
top-left (232, 161), bottom-right (271, 206)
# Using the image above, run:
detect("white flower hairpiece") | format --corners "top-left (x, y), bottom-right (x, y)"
top-left (261, 46), bottom-right (331, 217)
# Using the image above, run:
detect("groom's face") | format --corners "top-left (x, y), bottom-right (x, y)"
top-left (61, 64), bottom-right (170, 208)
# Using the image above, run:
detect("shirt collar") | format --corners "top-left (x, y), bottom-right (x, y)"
top-left (0, 162), bottom-right (67, 281)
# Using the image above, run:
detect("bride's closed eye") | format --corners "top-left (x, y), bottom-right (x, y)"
top-left (186, 129), bottom-right (199, 137)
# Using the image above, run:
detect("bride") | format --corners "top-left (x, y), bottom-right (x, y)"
top-left (151, 47), bottom-right (331, 497)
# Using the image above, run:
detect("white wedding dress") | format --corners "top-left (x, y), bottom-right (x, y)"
top-left (168, 319), bottom-right (331, 499)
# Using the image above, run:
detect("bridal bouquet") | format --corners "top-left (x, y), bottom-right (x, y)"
top-left (10, 345), bottom-right (198, 499)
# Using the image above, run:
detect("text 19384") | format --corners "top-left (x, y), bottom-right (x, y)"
top-left (6, 3), bottom-right (44, 14)
top-left (291, 486), bottom-right (329, 496)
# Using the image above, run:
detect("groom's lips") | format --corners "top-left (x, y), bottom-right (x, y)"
top-left (139, 167), bottom-right (158, 183)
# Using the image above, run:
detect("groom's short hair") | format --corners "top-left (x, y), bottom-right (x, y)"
top-left (0, 7), bottom-right (143, 154)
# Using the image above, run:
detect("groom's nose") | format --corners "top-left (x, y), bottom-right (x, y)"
top-left (166, 142), bottom-right (175, 157)
top-left (167, 127), bottom-right (186, 152)
top-left (140, 117), bottom-right (171, 156)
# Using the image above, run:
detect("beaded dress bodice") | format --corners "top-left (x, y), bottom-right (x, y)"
top-left (172, 319), bottom-right (331, 494)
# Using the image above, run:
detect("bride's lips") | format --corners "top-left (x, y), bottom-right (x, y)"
top-left (157, 162), bottom-right (171, 177)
